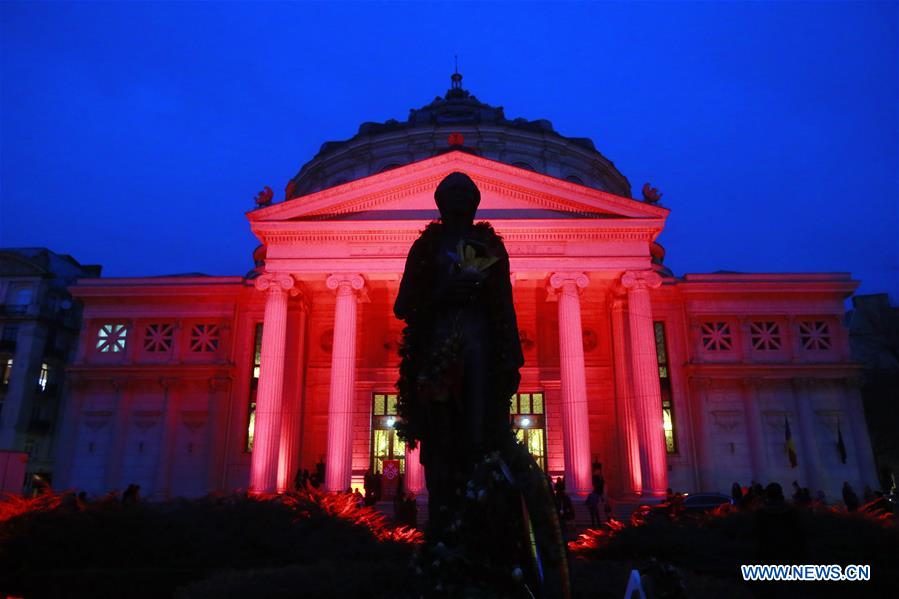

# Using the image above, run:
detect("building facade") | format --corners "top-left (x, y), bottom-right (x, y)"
top-left (846, 293), bottom-right (899, 491)
top-left (0, 248), bottom-right (101, 492)
top-left (53, 77), bottom-right (879, 502)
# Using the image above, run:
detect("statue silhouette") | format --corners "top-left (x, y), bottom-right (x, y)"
top-left (393, 171), bottom-right (524, 534)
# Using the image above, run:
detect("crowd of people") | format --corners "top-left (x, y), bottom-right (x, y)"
top-left (726, 479), bottom-right (884, 512)
top-left (293, 467), bottom-right (323, 491)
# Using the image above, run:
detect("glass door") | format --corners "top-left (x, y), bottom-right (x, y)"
top-left (510, 392), bottom-right (546, 471)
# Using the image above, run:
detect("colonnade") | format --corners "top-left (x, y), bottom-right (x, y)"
top-left (249, 269), bottom-right (671, 496)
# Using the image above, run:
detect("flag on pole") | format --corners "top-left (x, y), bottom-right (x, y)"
top-left (785, 416), bottom-right (798, 468)
top-left (837, 419), bottom-right (848, 464)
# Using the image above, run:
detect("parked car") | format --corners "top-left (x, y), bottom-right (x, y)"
top-left (639, 492), bottom-right (734, 522)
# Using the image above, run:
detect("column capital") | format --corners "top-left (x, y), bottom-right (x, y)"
top-left (326, 273), bottom-right (365, 292)
top-left (254, 272), bottom-right (299, 297)
top-left (621, 270), bottom-right (662, 291)
top-left (546, 272), bottom-right (588, 301)
top-left (549, 271), bottom-right (589, 290)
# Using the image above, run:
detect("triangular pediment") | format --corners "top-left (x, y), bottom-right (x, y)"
top-left (248, 151), bottom-right (667, 223)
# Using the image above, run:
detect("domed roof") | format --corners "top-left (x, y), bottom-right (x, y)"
top-left (287, 72), bottom-right (632, 199)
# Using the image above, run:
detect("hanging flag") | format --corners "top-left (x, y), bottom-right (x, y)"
top-left (837, 420), bottom-right (848, 464)
top-left (785, 416), bottom-right (798, 468)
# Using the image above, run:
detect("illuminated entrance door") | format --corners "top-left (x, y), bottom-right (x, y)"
top-left (371, 393), bottom-right (406, 476)
top-left (510, 392), bottom-right (546, 471)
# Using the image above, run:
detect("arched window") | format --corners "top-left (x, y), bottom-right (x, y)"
top-left (512, 161), bottom-right (535, 172)
top-left (565, 175), bottom-right (584, 185)
top-left (378, 163), bottom-right (402, 173)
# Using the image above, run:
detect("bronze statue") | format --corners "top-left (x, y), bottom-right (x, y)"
top-left (394, 171), bottom-right (524, 533)
top-left (394, 172), bottom-right (569, 597)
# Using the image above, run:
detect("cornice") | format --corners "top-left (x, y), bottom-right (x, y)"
top-left (67, 364), bottom-right (236, 376)
top-left (255, 223), bottom-right (662, 246)
top-left (682, 362), bottom-right (863, 378)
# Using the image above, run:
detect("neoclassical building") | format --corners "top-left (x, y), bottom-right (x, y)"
top-left (54, 75), bottom-right (878, 502)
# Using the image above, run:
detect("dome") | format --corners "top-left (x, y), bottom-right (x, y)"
top-left (286, 72), bottom-right (632, 199)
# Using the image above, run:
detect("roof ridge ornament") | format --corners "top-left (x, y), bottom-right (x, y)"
top-left (447, 57), bottom-right (466, 99)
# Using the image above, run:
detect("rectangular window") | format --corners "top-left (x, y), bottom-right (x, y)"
top-left (245, 322), bottom-right (263, 452)
top-left (654, 322), bottom-right (677, 454)
top-left (510, 392), bottom-right (546, 471)
top-left (798, 320), bottom-right (832, 351)
top-left (2, 358), bottom-right (12, 385)
top-left (189, 323), bottom-right (221, 353)
top-left (700, 321), bottom-right (733, 351)
top-left (96, 323), bottom-right (128, 353)
top-left (371, 393), bottom-right (404, 475)
top-left (143, 323), bottom-right (174, 353)
top-left (37, 362), bottom-right (49, 391)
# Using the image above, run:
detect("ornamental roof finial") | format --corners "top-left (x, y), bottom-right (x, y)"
top-left (451, 55), bottom-right (462, 91)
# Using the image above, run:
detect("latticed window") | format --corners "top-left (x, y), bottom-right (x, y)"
top-left (143, 323), bottom-right (174, 353)
top-left (654, 322), bottom-right (677, 453)
top-left (700, 322), bottom-right (733, 351)
top-left (96, 323), bottom-right (127, 353)
top-left (750, 321), bottom-right (782, 351)
top-left (373, 392), bottom-right (398, 416)
top-left (510, 392), bottom-right (546, 470)
top-left (189, 323), bottom-right (220, 353)
top-left (799, 321), bottom-right (832, 350)
top-left (246, 323), bottom-right (263, 452)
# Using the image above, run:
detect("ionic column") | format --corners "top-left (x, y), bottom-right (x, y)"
top-left (621, 270), bottom-right (668, 496)
top-left (841, 377), bottom-right (879, 488)
top-left (547, 272), bottom-right (592, 496)
top-left (278, 295), bottom-right (309, 493)
top-left (610, 296), bottom-right (642, 495)
top-left (250, 272), bottom-right (297, 494)
top-left (740, 378), bottom-right (766, 482)
top-left (404, 444), bottom-right (425, 496)
top-left (790, 378), bottom-right (823, 492)
top-left (324, 274), bottom-right (366, 492)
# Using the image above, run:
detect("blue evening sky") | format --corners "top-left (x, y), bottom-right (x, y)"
top-left (1, 1), bottom-right (897, 302)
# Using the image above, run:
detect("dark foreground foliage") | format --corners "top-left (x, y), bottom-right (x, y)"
top-left (569, 502), bottom-right (899, 598)
top-left (2, 490), bottom-right (898, 598)
top-left (0, 489), bottom-right (419, 599)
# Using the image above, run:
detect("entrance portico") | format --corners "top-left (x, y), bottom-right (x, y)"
top-left (246, 150), bottom-right (670, 497)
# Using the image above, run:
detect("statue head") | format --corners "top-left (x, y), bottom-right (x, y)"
top-left (435, 171), bottom-right (480, 230)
